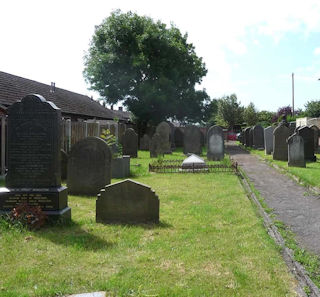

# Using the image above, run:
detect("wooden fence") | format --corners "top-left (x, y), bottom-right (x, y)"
top-left (61, 119), bottom-right (120, 153)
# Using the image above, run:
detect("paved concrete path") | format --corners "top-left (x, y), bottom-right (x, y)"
top-left (227, 142), bottom-right (320, 255)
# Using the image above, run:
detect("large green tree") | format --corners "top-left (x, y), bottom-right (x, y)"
top-left (305, 100), bottom-right (320, 117)
top-left (83, 10), bottom-right (208, 131)
top-left (215, 94), bottom-right (243, 130)
top-left (243, 102), bottom-right (258, 126)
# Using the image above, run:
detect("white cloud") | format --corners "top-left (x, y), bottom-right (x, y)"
top-left (314, 47), bottom-right (320, 55)
top-left (1, 0), bottom-right (320, 109)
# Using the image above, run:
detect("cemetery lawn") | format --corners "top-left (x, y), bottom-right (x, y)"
top-left (246, 147), bottom-right (320, 189)
top-left (0, 151), bottom-right (298, 297)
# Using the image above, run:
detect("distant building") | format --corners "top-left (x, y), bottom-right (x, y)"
top-left (0, 71), bottom-right (131, 123)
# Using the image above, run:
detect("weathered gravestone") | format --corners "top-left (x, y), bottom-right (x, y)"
top-left (155, 121), bottom-right (172, 154)
top-left (122, 128), bottom-right (138, 158)
top-left (168, 122), bottom-right (176, 150)
top-left (96, 179), bottom-right (159, 224)
top-left (68, 137), bottom-right (111, 196)
top-left (248, 127), bottom-right (254, 147)
top-left (239, 131), bottom-right (244, 145)
top-left (61, 149), bottom-right (68, 180)
top-left (0, 94), bottom-right (71, 221)
top-left (183, 126), bottom-right (202, 155)
top-left (112, 155), bottom-right (130, 179)
top-left (288, 121), bottom-right (296, 136)
top-left (288, 133), bottom-right (305, 167)
top-left (273, 124), bottom-right (290, 161)
top-left (139, 134), bottom-right (150, 151)
top-left (200, 129), bottom-right (206, 147)
top-left (310, 125), bottom-right (319, 153)
top-left (297, 126), bottom-right (316, 161)
top-left (150, 132), bottom-right (163, 158)
top-left (207, 125), bottom-right (224, 161)
top-left (244, 127), bottom-right (250, 146)
top-left (264, 126), bottom-right (274, 155)
top-left (174, 128), bottom-right (184, 147)
top-left (253, 125), bottom-right (264, 149)
top-left (118, 123), bottom-right (126, 146)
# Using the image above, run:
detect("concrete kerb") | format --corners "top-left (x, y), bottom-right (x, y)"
top-left (237, 166), bottom-right (320, 297)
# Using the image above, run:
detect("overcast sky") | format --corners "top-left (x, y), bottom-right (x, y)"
top-left (1, 0), bottom-right (320, 112)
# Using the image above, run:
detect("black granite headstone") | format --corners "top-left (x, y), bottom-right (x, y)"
top-left (174, 128), bottom-right (184, 147)
top-left (273, 124), bottom-right (290, 161)
top-left (244, 127), bottom-right (250, 146)
top-left (252, 125), bottom-right (264, 149)
top-left (297, 126), bottom-right (316, 161)
top-left (183, 126), bottom-right (202, 155)
top-left (248, 127), bottom-right (253, 147)
top-left (0, 94), bottom-right (71, 221)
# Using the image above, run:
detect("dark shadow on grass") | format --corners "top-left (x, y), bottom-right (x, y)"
top-left (35, 220), bottom-right (114, 251)
top-left (97, 219), bottom-right (172, 230)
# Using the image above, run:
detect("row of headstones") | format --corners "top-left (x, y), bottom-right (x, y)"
top-left (0, 94), bottom-right (159, 224)
top-left (140, 122), bottom-right (225, 160)
top-left (240, 122), bottom-right (319, 167)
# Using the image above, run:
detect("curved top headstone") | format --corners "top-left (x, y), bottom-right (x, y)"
top-left (123, 128), bottom-right (138, 158)
top-left (183, 126), bottom-right (202, 155)
top-left (155, 121), bottom-right (171, 153)
top-left (6, 94), bottom-right (62, 188)
top-left (67, 137), bottom-right (112, 195)
top-left (207, 125), bottom-right (224, 161)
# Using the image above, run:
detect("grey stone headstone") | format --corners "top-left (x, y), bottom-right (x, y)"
top-left (111, 155), bottom-right (130, 179)
top-left (96, 179), bottom-right (159, 224)
top-left (174, 128), bottom-right (184, 147)
top-left (288, 121), bottom-right (296, 136)
top-left (155, 122), bottom-right (172, 154)
top-left (264, 126), bottom-right (274, 155)
top-left (123, 128), bottom-right (138, 158)
top-left (167, 122), bottom-right (176, 150)
top-left (139, 134), bottom-right (151, 151)
top-left (288, 134), bottom-right (305, 167)
top-left (297, 126), bottom-right (316, 161)
top-left (309, 125), bottom-right (319, 153)
top-left (150, 132), bottom-right (162, 158)
top-left (183, 126), bottom-right (202, 155)
top-left (118, 123), bottom-right (126, 145)
top-left (207, 125), bottom-right (224, 161)
top-left (273, 124), bottom-right (290, 161)
top-left (244, 127), bottom-right (250, 146)
top-left (248, 128), bottom-right (253, 147)
top-left (0, 94), bottom-right (70, 221)
top-left (68, 137), bottom-right (111, 196)
top-left (253, 125), bottom-right (264, 149)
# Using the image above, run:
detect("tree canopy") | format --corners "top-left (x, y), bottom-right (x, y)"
top-left (305, 100), bottom-right (320, 118)
top-left (243, 102), bottom-right (258, 126)
top-left (215, 94), bottom-right (243, 130)
top-left (83, 10), bottom-right (208, 128)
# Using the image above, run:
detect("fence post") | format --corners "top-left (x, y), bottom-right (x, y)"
top-left (97, 121), bottom-right (100, 137)
top-left (84, 121), bottom-right (88, 138)
top-left (1, 116), bottom-right (6, 176)
top-left (66, 119), bottom-right (71, 153)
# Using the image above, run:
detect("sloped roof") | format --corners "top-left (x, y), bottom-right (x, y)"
top-left (0, 71), bottom-right (129, 121)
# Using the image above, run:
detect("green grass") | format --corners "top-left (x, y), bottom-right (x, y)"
top-left (0, 149), bottom-right (298, 297)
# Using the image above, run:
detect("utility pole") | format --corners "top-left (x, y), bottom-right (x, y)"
top-left (292, 73), bottom-right (295, 116)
